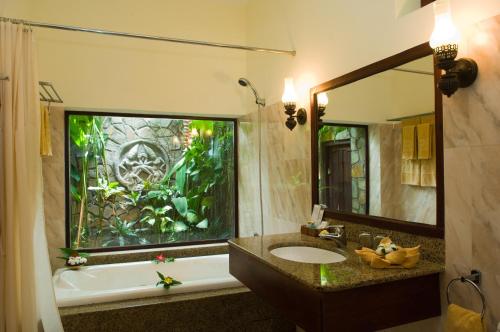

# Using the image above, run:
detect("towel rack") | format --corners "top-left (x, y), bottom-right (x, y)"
top-left (447, 270), bottom-right (486, 320)
top-left (0, 75), bottom-right (63, 104)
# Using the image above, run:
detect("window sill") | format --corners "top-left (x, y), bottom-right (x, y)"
top-left (86, 242), bottom-right (229, 266)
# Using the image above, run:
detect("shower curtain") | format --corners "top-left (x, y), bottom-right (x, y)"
top-left (0, 21), bottom-right (63, 332)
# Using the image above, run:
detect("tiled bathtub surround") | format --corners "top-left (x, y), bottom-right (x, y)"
top-left (442, 14), bottom-right (500, 331)
top-left (60, 287), bottom-right (295, 332)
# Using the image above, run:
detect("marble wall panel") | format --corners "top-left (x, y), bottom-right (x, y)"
top-left (442, 14), bottom-right (500, 331)
top-left (238, 102), bottom-right (311, 236)
top-left (371, 123), bottom-right (437, 224)
top-left (42, 107), bottom-right (66, 270)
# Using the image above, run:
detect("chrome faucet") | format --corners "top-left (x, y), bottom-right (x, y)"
top-left (320, 225), bottom-right (347, 248)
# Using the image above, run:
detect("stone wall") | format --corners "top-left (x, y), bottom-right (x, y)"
top-left (81, 117), bottom-right (185, 235)
top-left (99, 116), bottom-right (184, 190)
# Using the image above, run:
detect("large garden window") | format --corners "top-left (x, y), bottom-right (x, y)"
top-left (65, 111), bottom-right (237, 251)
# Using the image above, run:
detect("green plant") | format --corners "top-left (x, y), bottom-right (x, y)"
top-left (162, 120), bottom-right (234, 237)
top-left (141, 205), bottom-right (174, 233)
top-left (68, 116), bottom-right (235, 249)
top-left (88, 179), bottom-right (125, 199)
top-left (102, 218), bottom-right (149, 247)
top-left (123, 191), bottom-right (141, 207)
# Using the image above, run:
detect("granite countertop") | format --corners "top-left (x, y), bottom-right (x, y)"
top-left (228, 233), bottom-right (444, 292)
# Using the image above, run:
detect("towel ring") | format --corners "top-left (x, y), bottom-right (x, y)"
top-left (446, 271), bottom-right (486, 320)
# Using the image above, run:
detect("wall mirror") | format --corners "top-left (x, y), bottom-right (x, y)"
top-left (310, 43), bottom-right (444, 237)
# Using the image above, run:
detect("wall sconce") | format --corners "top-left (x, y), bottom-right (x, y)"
top-left (429, 0), bottom-right (478, 97)
top-left (317, 92), bottom-right (328, 127)
top-left (282, 78), bottom-right (307, 130)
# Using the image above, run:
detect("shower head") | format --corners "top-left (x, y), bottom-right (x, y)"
top-left (238, 78), bottom-right (249, 87)
top-left (238, 77), bottom-right (265, 107)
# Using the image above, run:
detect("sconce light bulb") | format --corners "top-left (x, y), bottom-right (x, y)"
top-left (317, 92), bottom-right (329, 108)
top-left (281, 77), bottom-right (297, 105)
top-left (429, 1), bottom-right (460, 49)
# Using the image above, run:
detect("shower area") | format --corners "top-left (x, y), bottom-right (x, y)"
top-left (237, 79), bottom-right (311, 237)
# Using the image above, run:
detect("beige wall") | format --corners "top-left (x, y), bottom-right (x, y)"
top-left (0, 0), bottom-right (31, 17)
top-left (324, 56), bottom-right (434, 123)
top-left (246, 0), bottom-right (500, 109)
top-left (2, 0), bottom-right (251, 116)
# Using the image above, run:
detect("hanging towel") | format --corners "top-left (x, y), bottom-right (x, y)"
top-left (401, 159), bottom-right (420, 185)
top-left (417, 123), bottom-right (432, 160)
top-left (401, 125), bottom-right (417, 160)
top-left (420, 116), bottom-right (436, 187)
top-left (40, 105), bottom-right (53, 156)
top-left (446, 304), bottom-right (485, 332)
top-left (401, 119), bottom-right (420, 185)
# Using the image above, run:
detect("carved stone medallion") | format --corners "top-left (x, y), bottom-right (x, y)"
top-left (115, 139), bottom-right (169, 191)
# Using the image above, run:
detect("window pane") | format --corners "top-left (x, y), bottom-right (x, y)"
top-left (67, 113), bottom-right (236, 250)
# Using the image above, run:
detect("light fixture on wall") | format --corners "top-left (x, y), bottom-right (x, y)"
top-left (429, 0), bottom-right (478, 97)
top-left (282, 78), bottom-right (307, 130)
top-left (317, 92), bottom-right (329, 127)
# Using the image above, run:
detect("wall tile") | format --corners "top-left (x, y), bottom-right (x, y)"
top-left (42, 107), bottom-right (66, 270)
top-left (442, 14), bottom-right (500, 332)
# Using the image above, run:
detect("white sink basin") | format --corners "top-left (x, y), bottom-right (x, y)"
top-left (270, 246), bottom-right (346, 264)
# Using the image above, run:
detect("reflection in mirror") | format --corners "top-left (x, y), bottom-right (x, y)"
top-left (318, 55), bottom-right (437, 225)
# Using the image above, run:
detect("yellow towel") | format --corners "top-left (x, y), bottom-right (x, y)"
top-left (401, 125), bottom-right (417, 160)
top-left (446, 304), bottom-right (485, 332)
top-left (401, 159), bottom-right (420, 185)
top-left (417, 123), bottom-right (432, 160)
top-left (40, 105), bottom-right (53, 156)
top-left (420, 116), bottom-right (436, 187)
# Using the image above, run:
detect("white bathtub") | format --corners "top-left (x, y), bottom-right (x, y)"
top-left (53, 254), bottom-right (243, 307)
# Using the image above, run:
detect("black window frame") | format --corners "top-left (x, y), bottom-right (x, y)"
top-left (64, 109), bottom-right (239, 253)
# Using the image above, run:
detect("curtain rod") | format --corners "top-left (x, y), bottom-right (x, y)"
top-left (0, 16), bottom-right (296, 56)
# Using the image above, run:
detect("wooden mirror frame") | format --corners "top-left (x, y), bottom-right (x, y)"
top-left (310, 43), bottom-right (444, 238)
